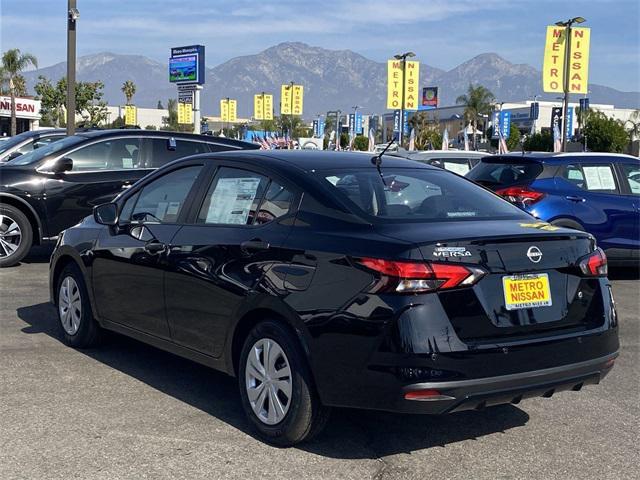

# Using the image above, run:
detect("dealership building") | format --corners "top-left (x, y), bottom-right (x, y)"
top-left (0, 96), bottom-right (42, 135)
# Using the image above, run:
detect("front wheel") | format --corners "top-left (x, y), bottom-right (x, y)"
top-left (0, 204), bottom-right (33, 267)
top-left (238, 320), bottom-right (330, 446)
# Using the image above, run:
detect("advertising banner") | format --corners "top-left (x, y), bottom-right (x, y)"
top-left (403, 61), bottom-right (419, 111)
top-left (254, 94), bottom-right (273, 120)
top-left (551, 106), bottom-right (563, 133)
top-left (543, 26), bottom-right (590, 93)
top-left (421, 87), bottom-right (438, 108)
top-left (565, 106), bottom-right (574, 138)
top-left (281, 84), bottom-right (303, 115)
top-left (292, 85), bottom-right (303, 115)
top-left (387, 60), bottom-right (403, 109)
top-left (124, 105), bottom-right (137, 126)
top-left (220, 99), bottom-right (237, 122)
top-left (355, 112), bottom-right (363, 134)
top-left (178, 102), bottom-right (193, 124)
top-left (500, 111), bottom-right (511, 139)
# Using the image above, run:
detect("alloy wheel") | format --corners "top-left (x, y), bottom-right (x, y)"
top-left (58, 276), bottom-right (82, 335)
top-left (0, 214), bottom-right (22, 258)
top-left (245, 338), bottom-right (293, 425)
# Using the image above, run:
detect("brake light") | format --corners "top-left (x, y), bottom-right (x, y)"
top-left (579, 247), bottom-right (608, 277)
top-left (355, 257), bottom-right (486, 294)
top-left (496, 185), bottom-right (545, 206)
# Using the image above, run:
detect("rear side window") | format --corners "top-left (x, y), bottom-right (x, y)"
top-left (467, 161), bottom-right (543, 187)
top-left (620, 163), bottom-right (640, 195)
top-left (320, 168), bottom-right (527, 222)
top-left (561, 164), bottom-right (618, 192)
top-left (65, 138), bottom-right (141, 171)
top-left (146, 138), bottom-right (210, 168)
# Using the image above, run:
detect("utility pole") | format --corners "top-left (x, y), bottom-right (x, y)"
top-left (555, 17), bottom-right (586, 152)
top-left (66, 0), bottom-right (79, 135)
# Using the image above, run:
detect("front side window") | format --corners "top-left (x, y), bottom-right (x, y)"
top-left (65, 138), bottom-right (141, 171)
top-left (197, 167), bottom-right (269, 225)
top-left (146, 138), bottom-right (210, 168)
top-left (126, 165), bottom-right (203, 223)
top-left (320, 168), bottom-right (528, 222)
top-left (620, 163), bottom-right (640, 195)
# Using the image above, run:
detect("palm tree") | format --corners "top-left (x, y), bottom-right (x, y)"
top-left (456, 84), bottom-right (495, 149)
top-left (121, 80), bottom-right (136, 105)
top-left (1, 49), bottom-right (38, 136)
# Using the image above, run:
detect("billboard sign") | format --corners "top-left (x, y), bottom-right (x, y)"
top-left (124, 105), bottom-right (137, 126)
top-left (169, 45), bottom-right (205, 85)
top-left (543, 26), bottom-right (590, 93)
top-left (178, 102), bottom-right (193, 124)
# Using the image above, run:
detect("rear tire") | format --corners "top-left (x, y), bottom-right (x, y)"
top-left (0, 204), bottom-right (32, 267)
top-left (238, 320), bottom-right (330, 446)
top-left (56, 263), bottom-right (102, 348)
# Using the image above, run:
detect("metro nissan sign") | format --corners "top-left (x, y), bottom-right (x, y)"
top-left (0, 96), bottom-right (41, 120)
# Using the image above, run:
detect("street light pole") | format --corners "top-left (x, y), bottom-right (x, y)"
top-left (66, 0), bottom-right (79, 136)
top-left (393, 51), bottom-right (416, 147)
top-left (555, 16), bottom-right (586, 152)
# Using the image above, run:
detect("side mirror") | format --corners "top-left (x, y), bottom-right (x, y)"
top-left (7, 151), bottom-right (22, 161)
top-left (52, 157), bottom-right (73, 173)
top-left (93, 203), bottom-right (118, 226)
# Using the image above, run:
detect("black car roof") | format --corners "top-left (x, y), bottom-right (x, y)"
top-left (75, 129), bottom-right (258, 149)
top-left (206, 149), bottom-right (438, 172)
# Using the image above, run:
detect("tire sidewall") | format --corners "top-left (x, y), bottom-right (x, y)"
top-left (0, 204), bottom-right (32, 267)
top-left (238, 321), bottom-right (315, 445)
top-left (56, 263), bottom-right (97, 347)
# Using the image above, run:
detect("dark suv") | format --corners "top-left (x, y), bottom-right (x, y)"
top-left (0, 129), bottom-right (258, 266)
top-left (0, 128), bottom-right (67, 163)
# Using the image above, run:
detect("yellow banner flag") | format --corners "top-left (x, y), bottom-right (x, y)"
top-left (281, 84), bottom-right (292, 115)
top-left (124, 105), bottom-right (137, 126)
top-left (569, 27), bottom-right (590, 93)
top-left (220, 99), bottom-right (237, 122)
top-left (254, 94), bottom-right (274, 120)
top-left (387, 60), bottom-right (403, 109)
top-left (292, 85), bottom-right (303, 115)
top-left (403, 61), bottom-right (419, 110)
top-left (543, 26), bottom-right (590, 93)
top-left (178, 102), bottom-right (193, 124)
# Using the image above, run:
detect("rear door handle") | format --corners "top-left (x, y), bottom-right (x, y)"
top-left (565, 195), bottom-right (585, 202)
top-left (241, 239), bottom-right (270, 252)
top-left (144, 241), bottom-right (166, 254)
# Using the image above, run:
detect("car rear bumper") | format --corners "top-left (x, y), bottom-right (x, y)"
top-left (396, 352), bottom-right (617, 414)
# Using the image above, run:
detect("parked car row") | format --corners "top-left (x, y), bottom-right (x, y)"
top-left (0, 129), bottom-right (258, 266)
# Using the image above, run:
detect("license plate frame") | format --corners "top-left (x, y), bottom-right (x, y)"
top-left (502, 273), bottom-right (552, 311)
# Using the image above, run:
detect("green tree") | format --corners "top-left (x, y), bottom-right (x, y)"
top-left (121, 80), bottom-right (136, 105)
top-left (1, 48), bottom-right (38, 135)
top-left (76, 81), bottom-right (108, 126)
top-left (145, 124), bottom-right (157, 130)
top-left (408, 111), bottom-right (442, 150)
top-left (583, 111), bottom-right (629, 153)
top-left (34, 76), bottom-right (66, 127)
top-left (455, 84), bottom-right (494, 150)
top-left (352, 135), bottom-right (369, 151)
top-left (506, 123), bottom-right (521, 151)
top-left (624, 109), bottom-right (640, 143)
top-left (523, 131), bottom-right (554, 152)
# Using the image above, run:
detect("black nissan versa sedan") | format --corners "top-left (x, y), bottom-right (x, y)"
top-left (0, 129), bottom-right (257, 266)
top-left (49, 150), bottom-right (619, 446)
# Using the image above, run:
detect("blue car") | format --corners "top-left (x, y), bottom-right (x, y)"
top-left (467, 153), bottom-right (640, 265)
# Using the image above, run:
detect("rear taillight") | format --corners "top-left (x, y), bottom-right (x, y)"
top-left (579, 247), bottom-right (608, 277)
top-left (496, 185), bottom-right (545, 206)
top-left (355, 257), bottom-right (486, 294)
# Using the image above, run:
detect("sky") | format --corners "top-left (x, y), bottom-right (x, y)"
top-left (1, 0), bottom-right (639, 92)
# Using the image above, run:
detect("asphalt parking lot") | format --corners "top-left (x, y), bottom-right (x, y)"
top-left (0, 248), bottom-right (638, 480)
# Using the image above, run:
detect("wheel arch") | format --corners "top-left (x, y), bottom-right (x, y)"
top-left (549, 216), bottom-right (586, 231)
top-left (0, 193), bottom-right (42, 245)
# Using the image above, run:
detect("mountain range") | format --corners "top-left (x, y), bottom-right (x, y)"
top-left (23, 42), bottom-right (639, 118)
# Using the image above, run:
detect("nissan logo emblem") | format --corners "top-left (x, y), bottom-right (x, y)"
top-left (527, 246), bottom-right (543, 263)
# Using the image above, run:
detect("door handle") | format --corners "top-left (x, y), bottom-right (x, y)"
top-left (144, 241), bottom-right (166, 254)
top-left (241, 239), bottom-right (270, 253)
top-left (565, 195), bottom-right (585, 202)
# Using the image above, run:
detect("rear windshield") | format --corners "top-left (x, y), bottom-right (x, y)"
top-left (6, 135), bottom-right (84, 166)
top-left (466, 160), bottom-right (543, 187)
top-left (320, 168), bottom-right (528, 222)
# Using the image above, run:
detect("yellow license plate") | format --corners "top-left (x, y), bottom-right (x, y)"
top-left (502, 273), bottom-right (552, 310)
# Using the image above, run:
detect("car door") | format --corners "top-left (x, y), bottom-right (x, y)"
top-left (91, 162), bottom-right (206, 338)
top-left (564, 160), bottom-right (633, 250)
top-left (614, 161), bottom-right (640, 254)
top-left (164, 163), bottom-right (298, 357)
top-left (42, 136), bottom-right (152, 236)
